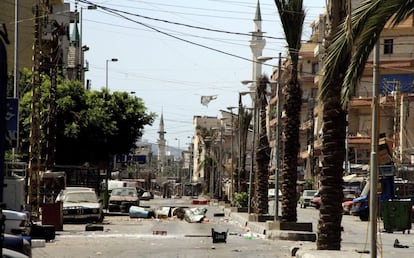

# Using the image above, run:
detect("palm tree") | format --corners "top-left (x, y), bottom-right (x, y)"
top-left (253, 76), bottom-right (271, 214)
top-left (238, 107), bottom-right (253, 194)
top-left (195, 126), bottom-right (215, 196)
top-left (274, 0), bottom-right (305, 222)
top-left (316, 0), bottom-right (349, 250)
top-left (317, 0), bottom-right (413, 250)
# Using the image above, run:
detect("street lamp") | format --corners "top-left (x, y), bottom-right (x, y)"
top-left (174, 138), bottom-right (181, 182)
top-left (273, 53), bottom-right (282, 221)
top-left (237, 91), bottom-right (255, 194)
top-left (79, 4), bottom-right (97, 85)
top-left (105, 58), bottom-right (118, 90)
top-left (240, 81), bottom-right (257, 215)
top-left (227, 106), bottom-right (237, 200)
top-left (257, 53), bottom-right (283, 221)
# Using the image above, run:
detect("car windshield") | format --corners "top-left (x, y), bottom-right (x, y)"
top-left (64, 192), bottom-right (98, 203)
top-left (111, 188), bottom-right (137, 197)
top-left (304, 191), bottom-right (316, 197)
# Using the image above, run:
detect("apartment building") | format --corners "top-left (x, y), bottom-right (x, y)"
top-left (268, 5), bottom-right (414, 188)
top-left (2, 1), bottom-right (85, 84)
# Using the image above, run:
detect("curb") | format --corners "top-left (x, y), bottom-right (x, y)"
top-left (295, 249), bottom-right (370, 258)
top-left (224, 207), bottom-right (317, 242)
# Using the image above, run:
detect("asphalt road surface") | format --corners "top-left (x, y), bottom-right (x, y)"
top-left (32, 197), bottom-right (292, 258)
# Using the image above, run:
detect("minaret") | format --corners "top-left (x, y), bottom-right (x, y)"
top-left (68, 8), bottom-right (81, 82)
top-left (249, 0), bottom-right (266, 92)
top-left (157, 112), bottom-right (167, 177)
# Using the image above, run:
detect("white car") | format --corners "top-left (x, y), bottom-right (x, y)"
top-left (61, 190), bottom-right (103, 223)
top-left (298, 190), bottom-right (318, 208)
top-left (55, 187), bottom-right (95, 202)
top-left (2, 210), bottom-right (30, 235)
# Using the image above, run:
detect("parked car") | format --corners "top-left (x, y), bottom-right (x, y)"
top-left (298, 190), bottom-right (317, 208)
top-left (342, 189), bottom-right (358, 215)
top-left (310, 192), bottom-right (321, 209)
top-left (140, 191), bottom-right (154, 201)
top-left (2, 248), bottom-right (30, 258)
top-left (3, 234), bottom-right (31, 257)
top-left (268, 189), bottom-right (282, 200)
top-left (61, 189), bottom-right (104, 223)
top-left (56, 187), bottom-right (95, 202)
top-left (310, 189), bottom-right (358, 211)
top-left (3, 210), bottom-right (31, 235)
top-left (108, 187), bottom-right (140, 213)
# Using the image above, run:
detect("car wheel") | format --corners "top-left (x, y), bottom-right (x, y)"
top-left (98, 213), bottom-right (104, 222)
top-left (359, 209), bottom-right (369, 221)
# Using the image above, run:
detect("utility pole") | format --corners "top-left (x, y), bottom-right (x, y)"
top-left (0, 23), bottom-right (10, 205)
top-left (369, 40), bottom-right (380, 258)
top-left (28, 1), bottom-right (49, 219)
top-left (227, 106), bottom-right (237, 200)
top-left (44, 20), bottom-right (63, 171)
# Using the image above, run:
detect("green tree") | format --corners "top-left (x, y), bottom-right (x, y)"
top-left (18, 75), bottom-right (155, 165)
top-left (274, 0), bottom-right (305, 222)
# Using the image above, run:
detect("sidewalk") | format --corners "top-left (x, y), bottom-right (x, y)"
top-left (213, 203), bottom-right (369, 258)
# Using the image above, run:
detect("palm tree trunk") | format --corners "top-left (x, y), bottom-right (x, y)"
top-left (281, 78), bottom-right (301, 222)
top-left (274, 0), bottom-right (305, 223)
top-left (317, 0), bottom-right (348, 250)
top-left (239, 109), bottom-right (252, 194)
top-left (254, 76), bottom-right (271, 214)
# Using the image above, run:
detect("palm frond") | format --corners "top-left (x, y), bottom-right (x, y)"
top-left (274, 0), bottom-right (304, 60)
top-left (342, 0), bottom-right (409, 107)
top-left (319, 0), bottom-right (411, 107)
top-left (390, 0), bottom-right (414, 25)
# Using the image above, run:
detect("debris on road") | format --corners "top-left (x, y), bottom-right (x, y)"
top-left (129, 206), bottom-right (151, 218)
top-left (85, 224), bottom-right (104, 231)
top-left (394, 239), bottom-right (409, 248)
top-left (211, 228), bottom-right (228, 243)
top-left (184, 207), bottom-right (208, 223)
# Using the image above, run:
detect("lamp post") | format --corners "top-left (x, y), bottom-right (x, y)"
top-left (237, 91), bottom-right (255, 195)
top-left (79, 4), bottom-right (97, 85)
top-left (227, 106), bottom-right (237, 200)
top-left (187, 136), bottom-right (193, 183)
top-left (105, 58), bottom-right (118, 90)
top-left (174, 138), bottom-right (181, 182)
top-left (240, 81), bottom-right (257, 215)
top-left (258, 54), bottom-right (282, 221)
top-left (273, 53), bottom-right (282, 221)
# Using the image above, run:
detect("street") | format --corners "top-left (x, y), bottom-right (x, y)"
top-left (31, 196), bottom-right (414, 258)
top-left (32, 197), bottom-right (292, 258)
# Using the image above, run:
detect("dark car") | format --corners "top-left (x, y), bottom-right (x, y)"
top-left (108, 187), bottom-right (140, 213)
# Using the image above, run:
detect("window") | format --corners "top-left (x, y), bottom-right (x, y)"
top-left (311, 62), bottom-right (319, 74)
top-left (384, 39), bottom-right (393, 54)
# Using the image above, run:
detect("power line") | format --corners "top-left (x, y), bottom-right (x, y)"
top-left (79, 0), bottom-right (287, 41)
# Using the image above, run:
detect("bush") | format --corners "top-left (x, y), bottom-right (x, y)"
top-left (232, 192), bottom-right (248, 208)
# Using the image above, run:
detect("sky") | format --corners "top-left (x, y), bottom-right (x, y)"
top-left (72, 0), bottom-right (326, 152)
